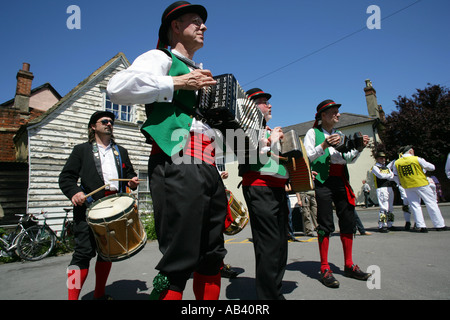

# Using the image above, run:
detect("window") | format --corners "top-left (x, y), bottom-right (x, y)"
top-left (136, 171), bottom-right (153, 214)
top-left (105, 93), bottom-right (134, 123)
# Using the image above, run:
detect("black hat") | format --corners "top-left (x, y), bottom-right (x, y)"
top-left (89, 111), bottom-right (116, 127)
top-left (315, 100), bottom-right (341, 118)
top-left (399, 145), bottom-right (413, 154)
top-left (312, 99), bottom-right (341, 128)
top-left (158, 1), bottom-right (208, 48)
top-left (246, 88), bottom-right (272, 101)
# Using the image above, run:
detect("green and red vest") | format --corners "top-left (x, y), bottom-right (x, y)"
top-left (140, 50), bottom-right (196, 157)
top-left (310, 127), bottom-right (349, 184)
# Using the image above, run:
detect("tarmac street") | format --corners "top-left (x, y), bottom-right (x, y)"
top-left (1, 203), bottom-right (450, 301)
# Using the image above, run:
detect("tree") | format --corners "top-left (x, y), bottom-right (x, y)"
top-left (379, 83), bottom-right (450, 200)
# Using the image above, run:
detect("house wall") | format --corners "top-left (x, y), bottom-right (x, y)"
top-left (336, 123), bottom-right (379, 205)
top-left (29, 89), bottom-right (60, 111)
top-left (25, 58), bottom-right (151, 232)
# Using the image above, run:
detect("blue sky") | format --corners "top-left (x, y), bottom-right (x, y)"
top-left (1, 0), bottom-right (449, 128)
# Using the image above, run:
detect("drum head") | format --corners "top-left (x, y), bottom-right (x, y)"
top-left (88, 193), bottom-right (135, 222)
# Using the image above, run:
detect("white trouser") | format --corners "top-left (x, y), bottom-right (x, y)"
top-left (398, 185), bottom-right (412, 222)
top-left (398, 185), bottom-right (408, 205)
top-left (376, 187), bottom-right (394, 213)
top-left (376, 187), bottom-right (394, 228)
top-left (405, 185), bottom-right (445, 228)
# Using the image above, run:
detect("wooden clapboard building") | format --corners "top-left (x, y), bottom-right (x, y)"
top-left (0, 54), bottom-right (152, 231)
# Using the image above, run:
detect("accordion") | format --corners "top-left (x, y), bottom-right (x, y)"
top-left (333, 132), bottom-right (365, 153)
top-left (280, 130), bottom-right (314, 192)
top-left (197, 74), bottom-right (264, 156)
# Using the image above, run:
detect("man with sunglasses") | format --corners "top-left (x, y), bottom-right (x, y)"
top-left (59, 110), bottom-right (139, 300)
top-left (107, 2), bottom-right (227, 300)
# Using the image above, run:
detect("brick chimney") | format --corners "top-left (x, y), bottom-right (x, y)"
top-left (14, 62), bottom-right (34, 113)
top-left (364, 79), bottom-right (380, 118)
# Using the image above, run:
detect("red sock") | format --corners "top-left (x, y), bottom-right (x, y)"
top-left (340, 233), bottom-right (354, 268)
top-left (160, 289), bottom-right (183, 300)
top-left (67, 268), bottom-right (89, 300)
top-left (318, 235), bottom-right (330, 273)
top-left (193, 272), bottom-right (221, 300)
top-left (94, 261), bottom-right (112, 299)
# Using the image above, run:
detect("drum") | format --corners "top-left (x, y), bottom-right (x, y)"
top-left (87, 193), bottom-right (147, 261)
top-left (224, 190), bottom-right (249, 236)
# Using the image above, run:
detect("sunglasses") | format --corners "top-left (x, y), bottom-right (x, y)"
top-left (98, 119), bottom-right (114, 125)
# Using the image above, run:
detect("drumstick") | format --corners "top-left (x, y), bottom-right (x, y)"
top-left (84, 184), bottom-right (109, 198)
top-left (109, 179), bottom-right (146, 182)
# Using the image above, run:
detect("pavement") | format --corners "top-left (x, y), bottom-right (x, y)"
top-left (1, 203), bottom-right (450, 305)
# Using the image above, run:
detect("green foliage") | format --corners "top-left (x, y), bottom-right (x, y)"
top-left (141, 213), bottom-right (157, 241)
top-left (379, 83), bottom-right (450, 199)
top-left (380, 83), bottom-right (450, 163)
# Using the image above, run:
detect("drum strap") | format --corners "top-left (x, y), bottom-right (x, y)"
top-left (91, 142), bottom-right (124, 193)
top-left (112, 144), bottom-right (124, 192)
top-left (92, 142), bottom-right (103, 182)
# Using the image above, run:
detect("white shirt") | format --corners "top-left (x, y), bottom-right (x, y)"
top-left (107, 49), bottom-right (211, 137)
top-left (98, 143), bottom-right (119, 191)
top-left (304, 127), bottom-right (361, 165)
top-left (372, 162), bottom-right (394, 180)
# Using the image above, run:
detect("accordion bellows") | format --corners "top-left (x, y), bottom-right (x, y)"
top-left (198, 74), bottom-right (264, 155)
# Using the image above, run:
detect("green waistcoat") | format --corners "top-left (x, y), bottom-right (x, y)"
top-left (249, 131), bottom-right (287, 177)
top-left (310, 127), bottom-right (349, 184)
top-left (140, 50), bottom-right (197, 157)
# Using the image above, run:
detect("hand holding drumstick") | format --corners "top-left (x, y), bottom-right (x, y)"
top-left (70, 178), bottom-right (143, 206)
top-left (71, 184), bottom-right (109, 206)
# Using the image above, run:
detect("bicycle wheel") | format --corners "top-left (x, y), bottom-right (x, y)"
top-left (17, 225), bottom-right (56, 261)
top-left (62, 221), bottom-right (75, 251)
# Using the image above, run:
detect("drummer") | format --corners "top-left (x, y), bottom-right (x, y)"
top-left (59, 110), bottom-right (139, 300)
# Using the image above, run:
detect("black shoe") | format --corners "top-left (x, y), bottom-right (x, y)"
top-left (320, 269), bottom-right (339, 288)
top-left (344, 264), bottom-right (371, 281)
top-left (435, 226), bottom-right (449, 231)
top-left (404, 222), bottom-right (411, 231)
top-left (221, 264), bottom-right (238, 278)
top-left (419, 228), bottom-right (428, 233)
top-left (378, 227), bottom-right (389, 233)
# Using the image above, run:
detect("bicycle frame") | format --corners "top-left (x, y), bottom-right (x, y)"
top-left (0, 214), bottom-right (37, 257)
top-left (38, 208), bottom-right (74, 250)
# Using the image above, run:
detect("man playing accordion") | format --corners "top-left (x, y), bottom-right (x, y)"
top-left (304, 99), bottom-right (372, 288)
top-left (238, 88), bottom-right (289, 300)
top-left (107, 1), bottom-right (227, 300)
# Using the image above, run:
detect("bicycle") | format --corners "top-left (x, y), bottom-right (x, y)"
top-left (17, 208), bottom-right (75, 261)
top-left (0, 213), bottom-right (38, 260)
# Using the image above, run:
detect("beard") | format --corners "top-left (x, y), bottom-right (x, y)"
top-left (264, 112), bottom-right (272, 122)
